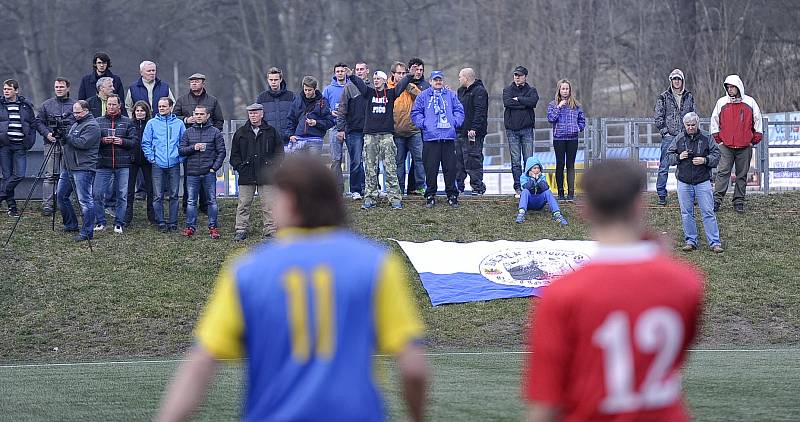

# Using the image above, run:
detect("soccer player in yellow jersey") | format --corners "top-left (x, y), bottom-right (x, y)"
top-left (158, 155), bottom-right (428, 422)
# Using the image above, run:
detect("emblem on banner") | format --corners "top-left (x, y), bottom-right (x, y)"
top-left (479, 248), bottom-right (590, 288)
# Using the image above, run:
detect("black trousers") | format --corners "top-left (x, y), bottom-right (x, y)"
top-left (422, 140), bottom-right (458, 199)
top-left (553, 139), bottom-right (578, 196)
top-left (455, 135), bottom-right (486, 193)
top-left (125, 160), bottom-right (155, 225)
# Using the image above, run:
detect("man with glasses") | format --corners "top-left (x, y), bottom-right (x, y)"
top-left (57, 100), bottom-right (100, 241)
top-left (653, 68), bottom-right (695, 206)
top-left (77, 52), bottom-right (124, 101)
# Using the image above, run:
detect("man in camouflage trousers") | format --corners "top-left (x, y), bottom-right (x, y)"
top-left (346, 68), bottom-right (412, 209)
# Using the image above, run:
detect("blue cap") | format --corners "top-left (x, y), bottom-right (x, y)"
top-left (430, 70), bottom-right (444, 80)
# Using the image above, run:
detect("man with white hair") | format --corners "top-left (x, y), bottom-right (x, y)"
top-left (125, 60), bottom-right (175, 116)
top-left (87, 77), bottom-right (124, 118)
top-left (666, 112), bottom-right (723, 253)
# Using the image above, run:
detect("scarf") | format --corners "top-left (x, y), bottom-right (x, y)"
top-left (432, 89), bottom-right (450, 129)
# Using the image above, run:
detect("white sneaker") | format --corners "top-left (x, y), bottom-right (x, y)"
top-left (94, 224), bottom-right (105, 231)
top-left (351, 192), bottom-right (362, 200)
top-left (114, 225), bottom-right (123, 234)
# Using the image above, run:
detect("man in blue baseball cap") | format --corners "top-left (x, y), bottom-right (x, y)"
top-left (410, 70), bottom-right (465, 209)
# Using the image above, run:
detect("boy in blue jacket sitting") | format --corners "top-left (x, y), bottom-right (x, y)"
top-left (516, 157), bottom-right (568, 225)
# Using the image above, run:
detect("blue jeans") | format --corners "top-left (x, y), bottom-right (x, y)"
top-left (656, 135), bottom-right (674, 198)
top-left (506, 128), bottom-right (534, 191)
top-left (346, 132), bottom-right (365, 194)
top-left (677, 180), bottom-right (721, 247)
top-left (0, 146), bottom-right (27, 210)
top-left (394, 133), bottom-right (425, 193)
top-left (57, 169), bottom-right (95, 238)
top-left (93, 168), bottom-right (129, 227)
top-left (518, 189), bottom-right (560, 214)
top-left (152, 165), bottom-right (181, 227)
top-left (286, 137), bottom-right (323, 154)
top-left (186, 173), bottom-right (218, 230)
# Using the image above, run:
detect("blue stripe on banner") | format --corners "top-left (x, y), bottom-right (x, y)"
top-left (419, 272), bottom-right (543, 306)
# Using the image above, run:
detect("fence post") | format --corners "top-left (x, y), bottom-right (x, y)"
top-left (762, 117), bottom-right (770, 192)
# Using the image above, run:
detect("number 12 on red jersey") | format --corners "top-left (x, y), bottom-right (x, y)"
top-left (592, 307), bottom-right (684, 414)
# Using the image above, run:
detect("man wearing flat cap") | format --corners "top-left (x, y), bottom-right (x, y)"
top-left (173, 73), bottom-right (224, 130)
top-left (502, 65), bottom-right (539, 198)
top-left (229, 103), bottom-right (284, 241)
top-left (174, 73), bottom-right (225, 213)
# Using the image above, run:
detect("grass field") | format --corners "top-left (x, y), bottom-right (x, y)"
top-left (1, 191), bottom-right (799, 419)
top-left (1, 350), bottom-right (799, 421)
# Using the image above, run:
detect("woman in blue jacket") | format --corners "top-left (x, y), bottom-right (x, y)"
top-left (546, 79), bottom-right (585, 201)
top-left (410, 71), bottom-right (465, 208)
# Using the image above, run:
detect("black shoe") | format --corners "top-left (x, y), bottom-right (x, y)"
top-left (447, 197), bottom-right (460, 208)
top-left (734, 203), bottom-right (744, 214)
top-left (61, 227), bottom-right (79, 233)
top-left (158, 224), bottom-right (168, 233)
top-left (168, 225), bottom-right (178, 232)
top-left (42, 208), bottom-right (54, 217)
top-left (566, 194), bottom-right (575, 202)
top-left (713, 202), bottom-right (721, 212)
top-left (73, 234), bottom-right (90, 242)
top-left (658, 196), bottom-right (667, 206)
top-left (425, 196), bottom-right (436, 208)
top-left (233, 231), bottom-right (247, 241)
top-left (7, 208), bottom-right (20, 217)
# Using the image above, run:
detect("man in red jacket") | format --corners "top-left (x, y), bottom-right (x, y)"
top-left (709, 74), bottom-right (763, 214)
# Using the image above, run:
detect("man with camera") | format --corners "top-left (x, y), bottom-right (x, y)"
top-left (57, 100), bottom-right (100, 242)
top-left (37, 77), bottom-right (76, 216)
top-left (666, 112), bottom-right (723, 253)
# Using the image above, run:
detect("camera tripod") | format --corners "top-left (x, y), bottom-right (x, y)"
top-left (3, 136), bottom-right (93, 251)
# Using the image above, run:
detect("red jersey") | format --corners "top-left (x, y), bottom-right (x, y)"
top-left (522, 242), bottom-right (704, 421)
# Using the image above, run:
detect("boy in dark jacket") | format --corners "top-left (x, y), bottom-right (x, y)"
top-left (93, 94), bottom-right (137, 233)
top-left (178, 105), bottom-right (226, 238)
top-left (515, 157), bottom-right (567, 225)
top-left (230, 103), bottom-right (284, 241)
top-left (285, 76), bottom-right (334, 154)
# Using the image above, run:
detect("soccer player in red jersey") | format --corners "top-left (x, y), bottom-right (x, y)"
top-left (522, 160), bottom-right (704, 422)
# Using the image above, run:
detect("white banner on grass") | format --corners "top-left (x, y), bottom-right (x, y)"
top-left (393, 239), bottom-right (598, 305)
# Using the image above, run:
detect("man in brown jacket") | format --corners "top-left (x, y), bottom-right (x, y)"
top-left (391, 59), bottom-right (429, 195)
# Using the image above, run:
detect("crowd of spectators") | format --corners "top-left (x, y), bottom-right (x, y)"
top-left (0, 53), bottom-right (762, 249)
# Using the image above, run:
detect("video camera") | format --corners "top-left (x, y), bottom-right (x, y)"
top-left (46, 114), bottom-right (72, 142)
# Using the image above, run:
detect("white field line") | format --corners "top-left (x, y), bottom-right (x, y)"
top-left (0, 348), bottom-right (798, 369)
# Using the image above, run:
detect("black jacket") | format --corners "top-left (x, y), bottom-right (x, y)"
top-left (457, 79), bottom-right (489, 137)
top-left (87, 95), bottom-right (128, 120)
top-left (502, 82), bottom-right (539, 131)
top-left (131, 118), bottom-right (150, 165)
top-left (63, 114), bottom-right (100, 171)
top-left (37, 95), bottom-right (76, 138)
top-left (78, 69), bottom-right (124, 101)
top-left (96, 114), bottom-right (137, 169)
top-left (666, 131), bottom-right (721, 185)
top-left (230, 120), bottom-right (283, 185)
top-left (0, 95), bottom-right (40, 150)
top-left (349, 75), bottom-right (411, 134)
top-left (178, 122), bottom-right (226, 176)
top-left (173, 89), bottom-right (225, 130)
top-left (256, 80), bottom-right (295, 143)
